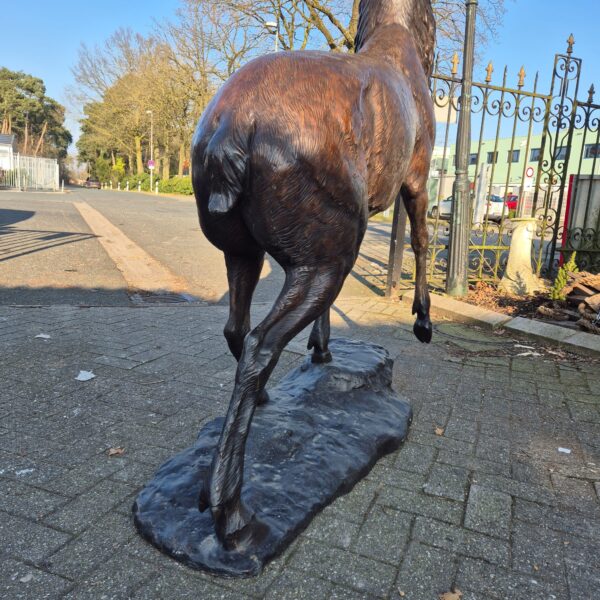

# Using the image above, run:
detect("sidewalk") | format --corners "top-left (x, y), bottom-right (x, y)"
top-left (1, 297), bottom-right (599, 599)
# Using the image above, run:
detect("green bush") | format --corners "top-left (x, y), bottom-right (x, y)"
top-left (120, 173), bottom-right (158, 192)
top-left (158, 176), bottom-right (193, 195)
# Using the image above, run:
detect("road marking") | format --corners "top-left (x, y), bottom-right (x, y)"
top-left (74, 202), bottom-right (188, 293)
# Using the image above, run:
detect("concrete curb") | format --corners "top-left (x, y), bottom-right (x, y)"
top-left (402, 289), bottom-right (600, 357)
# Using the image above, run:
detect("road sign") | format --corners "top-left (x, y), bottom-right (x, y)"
top-left (148, 160), bottom-right (155, 170)
top-left (524, 166), bottom-right (535, 191)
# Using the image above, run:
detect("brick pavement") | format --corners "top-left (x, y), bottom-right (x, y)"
top-left (1, 298), bottom-right (599, 599)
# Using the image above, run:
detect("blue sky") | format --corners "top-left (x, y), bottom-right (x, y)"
top-left (2, 1), bottom-right (599, 148)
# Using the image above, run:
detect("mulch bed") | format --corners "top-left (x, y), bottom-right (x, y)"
top-left (465, 280), bottom-right (600, 335)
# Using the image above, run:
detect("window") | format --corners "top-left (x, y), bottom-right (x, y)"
top-left (554, 146), bottom-right (568, 161)
top-left (508, 150), bottom-right (521, 163)
top-left (530, 148), bottom-right (541, 162)
top-left (487, 151), bottom-right (498, 165)
top-left (469, 153), bottom-right (478, 166)
top-left (585, 143), bottom-right (600, 159)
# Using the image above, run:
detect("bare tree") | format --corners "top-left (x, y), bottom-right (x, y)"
top-left (213, 0), bottom-right (505, 54)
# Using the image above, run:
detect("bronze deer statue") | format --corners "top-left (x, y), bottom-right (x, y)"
top-left (192, 0), bottom-right (436, 548)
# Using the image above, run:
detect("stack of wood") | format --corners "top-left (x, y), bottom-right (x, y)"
top-left (538, 272), bottom-right (600, 334)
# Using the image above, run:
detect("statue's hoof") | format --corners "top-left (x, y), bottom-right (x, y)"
top-left (212, 499), bottom-right (269, 550)
top-left (413, 318), bottom-right (433, 344)
top-left (257, 389), bottom-right (270, 406)
top-left (311, 350), bottom-right (332, 364)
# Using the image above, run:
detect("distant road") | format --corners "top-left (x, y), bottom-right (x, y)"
top-left (0, 188), bottom-right (385, 307)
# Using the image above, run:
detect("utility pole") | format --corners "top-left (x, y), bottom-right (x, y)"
top-left (146, 110), bottom-right (154, 192)
top-left (446, 0), bottom-right (478, 297)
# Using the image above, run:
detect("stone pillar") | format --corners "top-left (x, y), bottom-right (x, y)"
top-left (499, 218), bottom-right (545, 295)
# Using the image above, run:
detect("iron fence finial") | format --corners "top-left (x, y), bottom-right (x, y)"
top-left (518, 66), bottom-right (526, 89)
top-left (567, 34), bottom-right (575, 54)
top-left (588, 84), bottom-right (596, 103)
top-left (485, 61), bottom-right (494, 83)
top-left (451, 52), bottom-right (460, 76)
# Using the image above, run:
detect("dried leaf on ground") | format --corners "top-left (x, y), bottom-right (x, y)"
top-left (435, 426), bottom-right (445, 436)
top-left (108, 447), bottom-right (126, 457)
top-left (440, 590), bottom-right (463, 600)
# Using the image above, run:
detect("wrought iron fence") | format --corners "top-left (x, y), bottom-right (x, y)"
top-left (560, 90), bottom-right (600, 272)
top-left (389, 36), bottom-right (600, 293)
top-left (0, 154), bottom-right (59, 191)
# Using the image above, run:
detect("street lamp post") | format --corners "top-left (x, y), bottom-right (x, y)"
top-left (265, 21), bottom-right (279, 52)
top-left (146, 110), bottom-right (154, 192)
top-left (446, 0), bottom-right (478, 297)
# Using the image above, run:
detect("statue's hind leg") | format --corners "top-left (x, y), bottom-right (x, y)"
top-left (202, 262), bottom-right (348, 549)
top-left (223, 251), bottom-right (265, 360)
top-left (222, 251), bottom-right (269, 405)
top-left (308, 310), bottom-right (332, 363)
top-left (401, 182), bottom-right (432, 343)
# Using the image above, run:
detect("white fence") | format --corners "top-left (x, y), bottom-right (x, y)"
top-left (0, 154), bottom-right (59, 191)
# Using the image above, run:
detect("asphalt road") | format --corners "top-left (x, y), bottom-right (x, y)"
top-left (0, 188), bottom-right (380, 307)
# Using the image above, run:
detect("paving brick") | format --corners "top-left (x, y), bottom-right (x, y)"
top-left (464, 485), bottom-right (512, 539)
top-left (289, 539), bottom-right (396, 597)
top-left (456, 557), bottom-right (569, 600)
top-left (43, 479), bottom-right (136, 534)
top-left (263, 569), bottom-right (333, 600)
top-left (393, 442), bottom-right (437, 474)
top-left (45, 512), bottom-right (136, 579)
top-left (423, 462), bottom-right (469, 502)
top-left (2, 299), bottom-right (600, 597)
top-left (0, 511), bottom-right (71, 564)
top-left (515, 499), bottom-right (600, 541)
top-left (473, 473), bottom-right (556, 506)
top-left (512, 522), bottom-right (566, 582)
top-left (325, 477), bottom-right (380, 524)
top-left (303, 512), bottom-right (360, 550)
top-left (0, 479), bottom-right (69, 520)
top-left (377, 486), bottom-right (464, 525)
top-left (551, 473), bottom-right (600, 514)
top-left (413, 517), bottom-right (510, 567)
top-left (394, 542), bottom-right (458, 600)
top-left (0, 557), bottom-right (71, 600)
top-left (134, 572), bottom-right (251, 599)
top-left (476, 436), bottom-right (510, 465)
top-left (61, 554), bottom-right (157, 599)
top-left (437, 449), bottom-right (511, 478)
top-left (351, 504), bottom-right (412, 563)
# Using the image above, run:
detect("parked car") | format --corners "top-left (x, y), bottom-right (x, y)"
top-left (430, 196), bottom-right (453, 219)
top-left (430, 194), bottom-right (506, 222)
top-left (85, 178), bottom-right (101, 189)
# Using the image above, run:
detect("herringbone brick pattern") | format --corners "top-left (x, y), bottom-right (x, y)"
top-left (1, 299), bottom-right (599, 599)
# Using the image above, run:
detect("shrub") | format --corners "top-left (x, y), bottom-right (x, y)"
top-left (550, 252), bottom-right (578, 301)
top-left (158, 176), bottom-right (193, 195)
top-left (120, 173), bottom-right (158, 192)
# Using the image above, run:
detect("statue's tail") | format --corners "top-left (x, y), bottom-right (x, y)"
top-left (200, 117), bottom-right (251, 216)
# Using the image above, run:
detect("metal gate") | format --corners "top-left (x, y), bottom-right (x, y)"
top-left (388, 36), bottom-right (600, 293)
top-left (0, 154), bottom-right (59, 191)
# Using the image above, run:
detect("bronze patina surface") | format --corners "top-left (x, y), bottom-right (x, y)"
top-left (135, 0), bottom-right (436, 561)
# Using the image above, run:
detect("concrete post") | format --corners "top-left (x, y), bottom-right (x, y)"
top-left (499, 218), bottom-right (545, 295)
